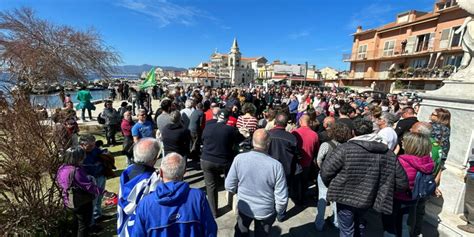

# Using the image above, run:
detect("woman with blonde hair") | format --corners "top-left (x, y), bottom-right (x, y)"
top-left (382, 132), bottom-right (434, 237)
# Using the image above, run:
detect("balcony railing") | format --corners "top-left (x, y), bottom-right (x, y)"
top-left (342, 45), bottom-right (438, 62)
top-left (348, 65), bottom-right (456, 80)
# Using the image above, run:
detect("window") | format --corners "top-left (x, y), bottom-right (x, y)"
top-left (451, 26), bottom-right (462, 47)
top-left (383, 40), bottom-right (395, 57)
top-left (416, 34), bottom-right (431, 52)
top-left (444, 54), bottom-right (463, 68)
top-left (439, 26), bottom-right (462, 49)
top-left (438, 0), bottom-right (458, 10)
top-left (410, 58), bottom-right (428, 68)
top-left (357, 45), bottom-right (368, 59)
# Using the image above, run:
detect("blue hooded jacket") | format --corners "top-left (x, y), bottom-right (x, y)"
top-left (82, 147), bottom-right (104, 177)
top-left (288, 99), bottom-right (299, 114)
top-left (132, 181), bottom-right (217, 237)
top-left (117, 164), bottom-right (159, 237)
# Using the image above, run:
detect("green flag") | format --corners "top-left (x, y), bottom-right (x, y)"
top-left (140, 67), bottom-right (157, 89)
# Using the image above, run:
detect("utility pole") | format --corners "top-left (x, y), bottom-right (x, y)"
top-left (303, 61), bottom-right (308, 87)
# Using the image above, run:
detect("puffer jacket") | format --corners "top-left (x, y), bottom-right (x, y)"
top-left (321, 135), bottom-right (408, 215)
top-left (395, 154), bottom-right (434, 201)
top-left (101, 108), bottom-right (120, 125)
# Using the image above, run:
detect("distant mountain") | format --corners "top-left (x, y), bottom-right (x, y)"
top-left (113, 64), bottom-right (187, 75)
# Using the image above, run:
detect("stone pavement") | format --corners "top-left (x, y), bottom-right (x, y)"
top-left (86, 98), bottom-right (453, 236)
top-left (179, 161), bottom-right (442, 237)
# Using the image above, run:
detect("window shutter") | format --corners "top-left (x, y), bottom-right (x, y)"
top-left (405, 36), bottom-right (417, 54)
top-left (428, 33), bottom-right (436, 50)
top-left (439, 29), bottom-right (451, 49)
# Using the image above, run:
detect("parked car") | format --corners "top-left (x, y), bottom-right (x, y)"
top-left (357, 90), bottom-right (387, 99)
top-left (399, 91), bottom-right (421, 103)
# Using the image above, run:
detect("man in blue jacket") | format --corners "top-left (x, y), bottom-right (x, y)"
top-left (132, 152), bottom-right (217, 237)
top-left (288, 94), bottom-right (299, 123)
top-left (117, 138), bottom-right (161, 237)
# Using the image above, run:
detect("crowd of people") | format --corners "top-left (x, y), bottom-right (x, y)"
top-left (51, 83), bottom-right (474, 237)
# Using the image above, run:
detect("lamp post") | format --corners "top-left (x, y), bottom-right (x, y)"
top-left (303, 61), bottom-right (308, 88)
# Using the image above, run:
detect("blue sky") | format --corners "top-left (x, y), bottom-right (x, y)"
top-left (1, 0), bottom-right (435, 70)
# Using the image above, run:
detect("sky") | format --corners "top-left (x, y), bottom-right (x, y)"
top-left (1, 0), bottom-right (436, 70)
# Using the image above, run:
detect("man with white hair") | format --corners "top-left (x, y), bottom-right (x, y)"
top-left (180, 99), bottom-right (195, 129)
top-left (376, 112), bottom-right (398, 150)
top-left (226, 129), bottom-right (288, 236)
top-left (132, 153), bottom-right (217, 237)
top-left (117, 138), bottom-right (161, 237)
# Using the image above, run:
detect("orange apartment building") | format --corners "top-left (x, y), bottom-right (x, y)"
top-left (343, 0), bottom-right (469, 92)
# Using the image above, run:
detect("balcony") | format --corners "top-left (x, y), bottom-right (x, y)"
top-left (390, 66), bottom-right (455, 79)
top-left (343, 45), bottom-right (439, 62)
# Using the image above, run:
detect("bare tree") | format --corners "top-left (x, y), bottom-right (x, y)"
top-left (0, 7), bottom-right (121, 235)
top-left (0, 7), bottom-right (121, 86)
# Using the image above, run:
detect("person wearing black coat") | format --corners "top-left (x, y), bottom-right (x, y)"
top-left (321, 118), bottom-right (408, 237)
top-left (160, 111), bottom-right (191, 158)
top-left (200, 109), bottom-right (245, 217)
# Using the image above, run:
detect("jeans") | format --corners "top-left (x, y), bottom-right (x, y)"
top-left (235, 211), bottom-right (276, 237)
top-left (73, 201), bottom-right (93, 237)
top-left (337, 203), bottom-right (368, 237)
top-left (464, 173), bottom-right (474, 224)
top-left (92, 175), bottom-right (106, 223)
top-left (81, 108), bottom-right (92, 121)
top-left (315, 174), bottom-right (338, 230)
top-left (200, 159), bottom-right (230, 217)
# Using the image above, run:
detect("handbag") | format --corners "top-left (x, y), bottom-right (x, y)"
top-left (66, 168), bottom-right (95, 209)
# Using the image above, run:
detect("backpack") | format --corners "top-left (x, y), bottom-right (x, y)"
top-left (66, 168), bottom-right (95, 209)
top-left (411, 171), bottom-right (436, 200)
top-left (97, 112), bottom-right (106, 124)
top-left (321, 140), bottom-right (337, 163)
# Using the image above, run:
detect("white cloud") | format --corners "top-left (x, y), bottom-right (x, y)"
top-left (117, 0), bottom-right (215, 27)
top-left (289, 30), bottom-right (310, 40)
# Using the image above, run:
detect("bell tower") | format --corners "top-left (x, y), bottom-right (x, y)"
top-left (228, 38), bottom-right (242, 85)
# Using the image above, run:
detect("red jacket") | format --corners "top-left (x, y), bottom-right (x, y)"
top-left (227, 116), bottom-right (237, 127)
top-left (292, 126), bottom-right (319, 168)
top-left (395, 154), bottom-right (434, 201)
